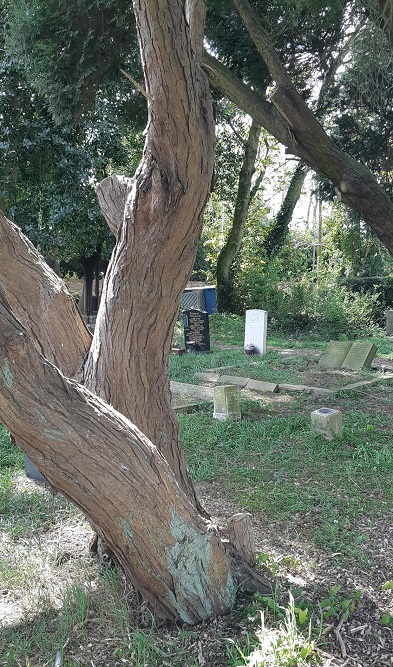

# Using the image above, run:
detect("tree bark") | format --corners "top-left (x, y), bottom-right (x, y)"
top-left (0, 284), bottom-right (238, 622)
top-left (80, 0), bottom-right (215, 509)
top-left (0, 215), bottom-right (271, 622)
top-left (0, 211), bottom-right (91, 377)
top-left (0, 0), bottom-right (273, 623)
top-left (216, 120), bottom-right (262, 312)
top-left (203, 0), bottom-right (393, 257)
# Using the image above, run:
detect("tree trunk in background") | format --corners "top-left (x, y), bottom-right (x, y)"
top-left (263, 164), bottom-right (307, 259)
top-left (216, 120), bottom-right (261, 312)
top-left (0, 0), bottom-right (273, 622)
top-left (203, 0), bottom-right (393, 256)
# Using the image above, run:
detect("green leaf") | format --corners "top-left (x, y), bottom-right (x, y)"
top-left (297, 608), bottom-right (308, 624)
top-left (381, 613), bottom-right (392, 625)
top-left (381, 581), bottom-right (393, 590)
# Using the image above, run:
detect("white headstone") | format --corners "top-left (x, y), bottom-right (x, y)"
top-left (244, 309), bottom-right (267, 355)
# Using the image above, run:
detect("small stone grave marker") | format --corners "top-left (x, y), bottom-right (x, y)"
top-left (311, 407), bottom-right (343, 441)
top-left (319, 340), bottom-right (353, 368)
top-left (341, 341), bottom-right (377, 370)
top-left (213, 385), bottom-right (241, 421)
top-left (244, 309), bottom-right (267, 355)
top-left (183, 308), bottom-right (210, 353)
top-left (386, 310), bottom-right (393, 335)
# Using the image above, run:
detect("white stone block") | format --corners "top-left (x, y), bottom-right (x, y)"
top-left (311, 407), bottom-right (343, 441)
top-left (213, 385), bottom-right (241, 421)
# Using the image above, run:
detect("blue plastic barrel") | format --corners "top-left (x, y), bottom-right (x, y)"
top-left (203, 286), bottom-right (217, 314)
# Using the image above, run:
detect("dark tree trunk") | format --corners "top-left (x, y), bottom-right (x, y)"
top-left (263, 164), bottom-right (307, 259)
top-left (216, 120), bottom-right (262, 312)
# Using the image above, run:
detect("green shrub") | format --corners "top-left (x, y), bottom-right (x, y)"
top-left (236, 262), bottom-right (380, 338)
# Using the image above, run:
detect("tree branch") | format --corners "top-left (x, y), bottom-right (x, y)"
top-left (96, 174), bottom-right (134, 237)
top-left (0, 211), bottom-right (91, 376)
top-left (203, 51), bottom-right (298, 153)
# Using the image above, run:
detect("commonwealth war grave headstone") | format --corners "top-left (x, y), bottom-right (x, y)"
top-left (244, 309), bottom-right (267, 355)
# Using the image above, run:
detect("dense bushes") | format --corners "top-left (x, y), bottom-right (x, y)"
top-left (233, 262), bottom-right (384, 339)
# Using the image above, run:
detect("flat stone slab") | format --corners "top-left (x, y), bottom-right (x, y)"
top-left (246, 379), bottom-right (279, 393)
top-left (173, 403), bottom-right (202, 413)
top-left (195, 372), bottom-right (220, 383)
top-left (341, 341), bottom-right (377, 370)
top-left (340, 375), bottom-right (393, 390)
top-left (319, 340), bottom-right (353, 368)
top-left (278, 383), bottom-right (335, 395)
top-left (217, 375), bottom-right (249, 388)
top-left (170, 381), bottom-right (214, 402)
top-left (205, 366), bottom-right (238, 374)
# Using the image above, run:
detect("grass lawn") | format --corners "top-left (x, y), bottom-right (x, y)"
top-left (1, 315), bottom-right (393, 666)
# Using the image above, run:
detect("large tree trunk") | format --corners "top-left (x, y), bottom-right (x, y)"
top-left (0, 269), bottom-right (236, 623)
top-left (203, 0), bottom-right (393, 256)
top-left (0, 0), bottom-right (271, 622)
top-left (81, 0), bottom-right (215, 507)
top-left (216, 120), bottom-right (262, 312)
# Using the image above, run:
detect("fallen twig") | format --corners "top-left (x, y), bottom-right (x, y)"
top-left (334, 613), bottom-right (348, 660)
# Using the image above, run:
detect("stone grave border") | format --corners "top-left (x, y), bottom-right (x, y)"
top-left (171, 369), bottom-right (393, 412)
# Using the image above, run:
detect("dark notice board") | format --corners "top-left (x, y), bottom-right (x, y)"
top-left (183, 309), bottom-right (210, 353)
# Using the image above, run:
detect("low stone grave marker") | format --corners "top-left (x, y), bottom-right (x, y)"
top-left (311, 407), bottom-right (343, 440)
top-left (183, 308), bottom-right (210, 353)
top-left (386, 310), bottom-right (393, 335)
top-left (213, 385), bottom-right (241, 421)
top-left (341, 341), bottom-right (377, 370)
top-left (244, 309), bottom-right (267, 355)
top-left (319, 340), bottom-right (353, 368)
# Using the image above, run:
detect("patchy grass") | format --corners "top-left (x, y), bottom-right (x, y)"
top-left (1, 318), bottom-right (393, 667)
top-left (179, 381), bottom-right (393, 566)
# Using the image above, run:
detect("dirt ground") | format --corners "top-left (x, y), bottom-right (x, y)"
top-left (196, 483), bottom-right (393, 667)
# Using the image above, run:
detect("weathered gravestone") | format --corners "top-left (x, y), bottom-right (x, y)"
top-left (341, 341), bottom-right (377, 370)
top-left (311, 407), bottom-right (343, 441)
top-left (319, 340), bottom-right (353, 368)
top-left (213, 385), bottom-right (241, 421)
top-left (244, 309), bottom-right (267, 355)
top-left (386, 310), bottom-right (393, 336)
top-left (183, 309), bottom-right (210, 353)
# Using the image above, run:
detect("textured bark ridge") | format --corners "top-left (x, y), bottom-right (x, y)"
top-left (82, 0), bottom-right (215, 507)
top-left (0, 0), bottom-right (271, 622)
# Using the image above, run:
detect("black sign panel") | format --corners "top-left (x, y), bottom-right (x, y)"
top-left (183, 309), bottom-right (210, 353)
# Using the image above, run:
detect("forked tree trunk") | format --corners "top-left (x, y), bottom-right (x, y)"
top-left (0, 0), bottom-right (270, 622)
top-left (81, 0), bottom-right (215, 507)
